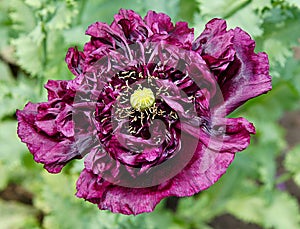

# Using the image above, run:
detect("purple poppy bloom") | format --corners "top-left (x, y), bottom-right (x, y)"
top-left (17, 9), bottom-right (271, 215)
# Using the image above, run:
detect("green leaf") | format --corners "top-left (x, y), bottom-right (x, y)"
top-left (0, 2), bottom-right (11, 52)
top-left (47, 0), bottom-right (78, 30)
top-left (0, 74), bottom-right (39, 119)
top-left (195, 0), bottom-right (266, 37)
top-left (0, 162), bottom-right (9, 189)
top-left (176, 195), bottom-right (217, 227)
top-left (30, 172), bottom-right (149, 229)
top-left (62, 26), bottom-right (88, 47)
top-left (198, 0), bottom-right (248, 18)
top-left (226, 191), bottom-right (300, 229)
top-left (226, 5), bottom-right (263, 37)
top-left (0, 121), bottom-right (28, 188)
top-left (0, 121), bottom-right (26, 159)
top-left (80, 0), bottom-right (180, 28)
top-left (43, 31), bottom-right (73, 80)
top-left (256, 5), bottom-right (300, 68)
top-left (264, 192), bottom-right (300, 229)
top-left (226, 192), bottom-right (265, 223)
top-left (136, 203), bottom-right (179, 229)
top-left (263, 38), bottom-right (292, 68)
top-left (250, 0), bottom-right (272, 12)
top-left (9, 0), bottom-right (36, 33)
top-left (232, 83), bottom-right (299, 123)
top-left (285, 144), bottom-right (300, 187)
top-left (10, 0), bottom-right (80, 78)
top-left (11, 25), bottom-right (45, 76)
top-left (276, 57), bottom-right (300, 95)
top-left (0, 60), bottom-right (13, 82)
top-left (24, 0), bottom-right (42, 9)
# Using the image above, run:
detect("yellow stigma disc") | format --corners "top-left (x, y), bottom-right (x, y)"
top-left (130, 87), bottom-right (155, 110)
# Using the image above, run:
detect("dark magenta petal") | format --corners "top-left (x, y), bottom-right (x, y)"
top-left (168, 146), bottom-right (235, 196)
top-left (76, 169), bottom-right (167, 215)
top-left (76, 169), bottom-right (111, 202)
top-left (85, 21), bottom-right (125, 50)
top-left (56, 104), bottom-right (74, 137)
top-left (193, 19), bottom-right (235, 71)
top-left (193, 19), bottom-right (271, 114)
top-left (167, 22), bottom-right (194, 48)
top-left (201, 117), bottom-right (255, 153)
top-left (35, 119), bottom-right (58, 136)
top-left (44, 80), bottom-right (69, 100)
top-left (76, 138), bottom-right (234, 215)
top-left (84, 147), bottom-right (120, 180)
top-left (179, 116), bottom-right (255, 153)
top-left (85, 22), bottom-right (113, 40)
top-left (65, 47), bottom-right (85, 76)
top-left (144, 11), bottom-right (194, 48)
top-left (111, 9), bottom-right (150, 41)
top-left (17, 103), bottom-right (80, 173)
top-left (144, 11), bottom-right (174, 34)
top-left (220, 28), bottom-right (271, 114)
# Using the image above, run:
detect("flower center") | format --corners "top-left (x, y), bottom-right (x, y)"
top-left (130, 87), bottom-right (155, 110)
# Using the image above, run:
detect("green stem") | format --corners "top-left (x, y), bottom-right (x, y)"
top-left (39, 17), bottom-right (48, 96)
top-left (77, 0), bottom-right (87, 25)
top-left (223, 0), bottom-right (252, 19)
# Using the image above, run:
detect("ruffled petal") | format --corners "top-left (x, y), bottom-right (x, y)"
top-left (193, 19), bottom-right (271, 114)
top-left (76, 135), bottom-right (234, 215)
top-left (201, 117), bottom-right (255, 153)
top-left (76, 169), bottom-right (111, 203)
top-left (65, 47), bottom-right (85, 76)
top-left (168, 146), bottom-right (235, 196)
top-left (76, 169), bottom-right (169, 215)
top-left (44, 80), bottom-right (69, 100)
top-left (179, 116), bottom-right (255, 154)
top-left (111, 9), bottom-right (151, 41)
top-left (219, 28), bottom-right (271, 114)
top-left (144, 11), bottom-right (174, 34)
top-left (168, 22), bottom-right (194, 48)
top-left (16, 103), bottom-right (81, 173)
top-left (144, 11), bottom-right (194, 48)
top-left (193, 19), bottom-right (235, 71)
top-left (85, 21), bottom-right (126, 50)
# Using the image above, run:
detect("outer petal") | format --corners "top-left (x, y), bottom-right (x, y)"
top-left (85, 22), bottom-right (127, 51)
top-left (111, 9), bottom-right (151, 41)
top-left (167, 22), bottom-right (194, 49)
top-left (220, 28), bottom-right (271, 114)
top-left (76, 169), bottom-right (169, 215)
top-left (193, 19), bottom-right (272, 114)
top-left (144, 11), bottom-right (174, 34)
top-left (76, 138), bottom-right (235, 215)
top-left (144, 11), bottom-right (194, 48)
top-left (76, 169), bottom-right (111, 203)
top-left (193, 19), bottom-right (235, 71)
top-left (200, 117), bottom-right (255, 153)
top-left (168, 145), bottom-right (235, 196)
top-left (16, 103), bottom-right (80, 173)
top-left (65, 47), bottom-right (85, 76)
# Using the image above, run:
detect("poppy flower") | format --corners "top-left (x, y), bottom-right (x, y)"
top-left (17, 9), bottom-right (271, 215)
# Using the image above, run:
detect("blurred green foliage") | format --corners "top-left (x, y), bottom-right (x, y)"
top-left (1, 0), bottom-right (300, 228)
